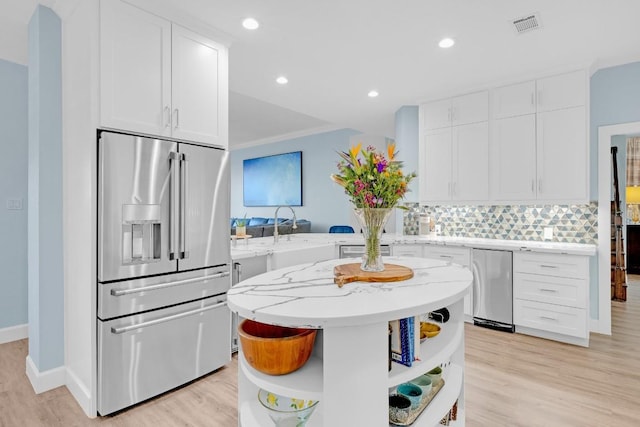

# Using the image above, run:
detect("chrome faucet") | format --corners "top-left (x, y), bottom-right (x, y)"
top-left (273, 206), bottom-right (297, 243)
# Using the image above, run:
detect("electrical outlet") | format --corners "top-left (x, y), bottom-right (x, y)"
top-left (544, 226), bottom-right (553, 240)
top-left (6, 198), bottom-right (23, 210)
top-left (435, 224), bottom-right (442, 235)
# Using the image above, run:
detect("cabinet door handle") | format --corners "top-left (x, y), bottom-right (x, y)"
top-left (453, 182), bottom-right (457, 196)
top-left (540, 264), bottom-right (558, 269)
top-left (539, 288), bottom-right (558, 293)
top-left (174, 108), bottom-right (179, 129)
top-left (447, 108), bottom-right (451, 122)
top-left (538, 179), bottom-right (542, 193)
top-left (164, 106), bottom-right (171, 128)
top-left (448, 182), bottom-right (451, 196)
top-left (439, 255), bottom-right (453, 259)
top-left (530, 93), bottom-right (534, 106)
top-left (531, 179), bottom-right (534, 193)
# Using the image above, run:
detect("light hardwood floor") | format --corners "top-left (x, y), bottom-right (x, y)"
top-left (1, 281), bottom-right (639, 426)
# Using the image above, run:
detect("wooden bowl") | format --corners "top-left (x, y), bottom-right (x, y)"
top-left (238, 319), bottom-right (317, 375)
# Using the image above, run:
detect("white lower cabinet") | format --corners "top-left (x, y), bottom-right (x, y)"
top-left (392, 244), bottom-right (424, 257)
top-left (422, 245), bottom-right (473, 321)
top-left (513, 252), bottom-right (589, 346)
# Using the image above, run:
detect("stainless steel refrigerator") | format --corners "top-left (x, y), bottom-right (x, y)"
top-left (97, 131), bottom-right (231, 415)
top-left (471, 248), bottom-right (515, 332)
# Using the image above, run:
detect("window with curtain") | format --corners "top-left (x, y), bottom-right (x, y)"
top-left (626, 137), bottom-right (640, 186)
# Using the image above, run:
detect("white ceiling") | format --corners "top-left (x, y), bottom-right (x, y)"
top-left (4, 0), bottom-right (640, 148)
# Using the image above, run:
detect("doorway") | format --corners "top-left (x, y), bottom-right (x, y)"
top-left (597, 121), bottom-right (640, 335)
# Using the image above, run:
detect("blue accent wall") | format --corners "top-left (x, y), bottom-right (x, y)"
top-left (230, 129), bottom-right (361, 232)
top-left (0, 59), bottom-right (28, 330)
top-left (394, 106), bottom-right (419, 202)
top-left (28, 5), bottom-right (64, 371)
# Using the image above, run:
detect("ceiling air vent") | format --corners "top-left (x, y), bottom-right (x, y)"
top-left (512, 13), bottom-right (542, 34)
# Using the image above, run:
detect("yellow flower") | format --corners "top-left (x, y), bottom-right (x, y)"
top-left (350, 143), bottom-right (362, 159)
top-left (267, 393), bottom-right (278, 406)
top-left (291, 398), bottom-right (305, 409)
top-left (387, 143), bottom-right (396, 161)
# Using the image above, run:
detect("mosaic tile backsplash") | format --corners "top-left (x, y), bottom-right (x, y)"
top-left (402, 202), bottom-right (598, 244)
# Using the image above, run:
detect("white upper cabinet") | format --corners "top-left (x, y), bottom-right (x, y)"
top-left (171, 24), bottom-right (227, 146)
top-left (421, 128), bottom-right (452, 201)
top-left (537, 106), bottom-right (588, 200)
top-left (423, 91), bottom-right (488, 130)
top-left (100, 0), bottom-right (171, 138)
top-left (492, 80), bottom-right (536, 119)
top-left (422, 98), bottom-right (453, 130)
top-left (453, 122), bottom-right (489, 201)
top-left (488, 69), bottom-right (588, 203)
top-left (537, 70), bottom-right (586, 113)
top-left (100, 0), bottom-right (228, 147)
top-left (419, 122), bottom-right (489, 203)
top-left (491, 114), bottom-right (537, 201)
top-left (452, 91), bottom-right (489, 126)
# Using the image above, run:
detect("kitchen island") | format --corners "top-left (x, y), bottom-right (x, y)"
top-left (228, 257), bottom-right (472, 426)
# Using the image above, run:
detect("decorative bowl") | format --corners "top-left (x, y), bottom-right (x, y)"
top-left (396, 382), bottom-right (422, 409)
top-left (388, 394), bottom-right (411, 424)
top-left (420, 322), bottom-right (441, 340)
top-left (426, 366), bottom-right (443, 385)
top-left (239, 319), bottom-right (317, 375)
top-left (258, 389), bottom-right (318, 426)
top-left (409, 374), bottom-right (433, 399)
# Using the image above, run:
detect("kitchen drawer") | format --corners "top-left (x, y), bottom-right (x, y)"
top-left (514, 273), bottom-right (587, 309)
top-left (513, 252), bottom-right (588, 279)
top-left (98, 296), bottom-right (231, 415)
top-left (514, 299), bottom-right (587, 338)
top-left (423, 245), bottom-right (470, 267)
top-left (392, 244), bottom-right (423, 257)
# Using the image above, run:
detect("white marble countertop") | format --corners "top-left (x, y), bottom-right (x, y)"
top-left (227, 256), bottom-right (472, 328)
top-left (230, 233), bottom-right (597, 260)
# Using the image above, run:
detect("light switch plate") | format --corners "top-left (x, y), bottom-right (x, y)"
top-left (6, 198), bottom-right (23, 210)
top-left (544, 226), bottom-right (553, 240)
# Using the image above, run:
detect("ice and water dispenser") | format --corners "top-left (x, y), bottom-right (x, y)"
top-left (121, 204), bottom-right (161, 264)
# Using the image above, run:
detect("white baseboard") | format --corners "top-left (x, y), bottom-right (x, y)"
top-left (589, 318), bottom-right (610, 335)
top-left (66, 367), bottom-right (95, 418)
top-left (25, 355), bottom-right (66, 394)
top-left (0, 323), bottom-right (28, 344)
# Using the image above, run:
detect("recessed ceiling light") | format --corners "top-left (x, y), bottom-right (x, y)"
top-left (276, 76), bottom-right (288, 85)
top-left (242, 18), bottom-right (259, 30)
top-left (368, 90), bottom-right (379, 98)
top-left (439, 37), bottom-right (455, 48)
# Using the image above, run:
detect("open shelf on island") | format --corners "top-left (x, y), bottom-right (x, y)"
top-left (389, 364), bottom-right (463, 427)
top-left (240, 399), bottom-right (324, 427)
top-left (240, 354), bottom-right (323, 401)
top-left (388, 319), bottom-right (464, 387)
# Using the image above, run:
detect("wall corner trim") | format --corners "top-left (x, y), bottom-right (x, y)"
top-left (0, 324), bottom-right (28, 344)
top-left (25, 355), bottom-right (66, 394)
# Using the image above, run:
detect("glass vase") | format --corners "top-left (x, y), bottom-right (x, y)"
top-left (353, 207), bottom-right (393, 272)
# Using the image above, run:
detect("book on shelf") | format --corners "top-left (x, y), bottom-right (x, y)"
top-left (389, 316), bottom-right (421, 367)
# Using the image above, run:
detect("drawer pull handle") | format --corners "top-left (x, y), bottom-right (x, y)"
top-left (439, 255), bottom-right (453, 259)
top-left (540, 265), bottom-right (558, 269)
top-left (111, 301), bottom-right (227, 334)
top-left (539, 315), bottom-right (558, 321)
top-left (539, 288), bottom-right (558, 293)
top-left (111, 271), bottom-right (230, 296)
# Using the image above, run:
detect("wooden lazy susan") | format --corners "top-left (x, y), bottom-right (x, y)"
top-left (333, 263), bottom-right (414, 287)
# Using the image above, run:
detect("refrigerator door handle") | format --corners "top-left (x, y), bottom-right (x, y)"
top-left (179, 153), bottom-right (188, 259)
top-left (110, 271), bottom-right (230, 296)
top-left (169, 152), bottom-right (179, 260)
top-left (110, 300), bottom-right (227, 334)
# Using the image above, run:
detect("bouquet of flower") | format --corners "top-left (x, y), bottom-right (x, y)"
top-left (330, 143), bottom-right (416, 209)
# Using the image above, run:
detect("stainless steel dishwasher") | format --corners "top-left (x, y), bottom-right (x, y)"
top-left (472, 248), bottom-right (514, 332)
